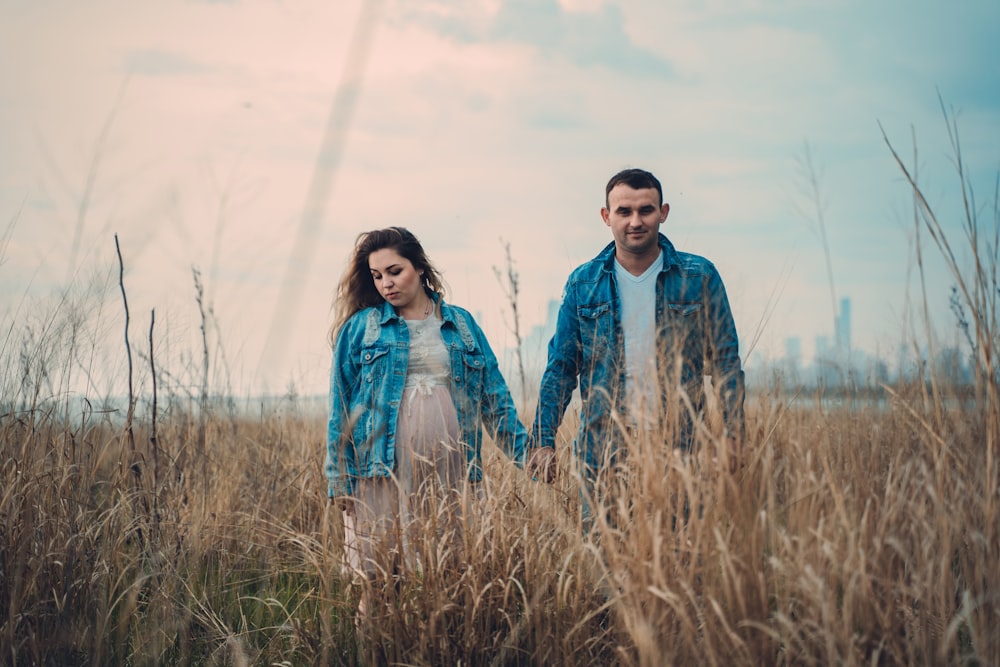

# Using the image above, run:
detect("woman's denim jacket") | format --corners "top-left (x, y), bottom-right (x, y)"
top-left (530, 234), bottom-right (745, 476)
top-left (326, 295), bottom-right (527, 498)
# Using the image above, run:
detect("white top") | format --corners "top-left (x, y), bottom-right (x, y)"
top-left (614, 252), bottom-right (661, 431)
top-left (404, 316), bottom-right (450, 396)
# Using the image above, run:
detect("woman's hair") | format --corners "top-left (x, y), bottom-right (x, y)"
top-left (328, 226), bottom-right (445, 345)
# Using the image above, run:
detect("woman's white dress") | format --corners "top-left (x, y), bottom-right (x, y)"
top-left (343, 315), bottom-right (469, 577)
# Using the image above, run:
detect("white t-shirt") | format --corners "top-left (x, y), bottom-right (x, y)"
top-left (614, 251), bottom-right (661, 431)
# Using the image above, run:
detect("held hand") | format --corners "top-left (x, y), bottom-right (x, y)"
top-left (527, 447), bottom-right (556, 484)
top-left (332, 495), bottom-right (356, 516)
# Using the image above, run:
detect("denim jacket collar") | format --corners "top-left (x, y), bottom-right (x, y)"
top-left (595, 233), bottom-right (682, 275)
top-left (373, 293), bottom-right (476, 351)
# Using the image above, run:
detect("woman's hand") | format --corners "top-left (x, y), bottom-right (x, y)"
top-left (527, 447), bottom-right (556, 483)
top-left (332, 495), bottom-right (356, 516)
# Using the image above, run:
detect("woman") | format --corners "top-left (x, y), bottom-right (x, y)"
top-left (325, 227), bottom-right (527, 591)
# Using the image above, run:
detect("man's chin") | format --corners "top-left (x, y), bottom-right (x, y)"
top-left (623, 239), bottom-right (655, 253)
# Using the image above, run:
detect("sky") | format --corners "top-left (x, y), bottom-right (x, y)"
top-left (1, 0), bottom-right (998, 398)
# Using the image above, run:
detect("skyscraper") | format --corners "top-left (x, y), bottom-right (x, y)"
top-left (785, 336), bottom-right (802, 367)
top-left (835, 296), bottom-right (851, 353)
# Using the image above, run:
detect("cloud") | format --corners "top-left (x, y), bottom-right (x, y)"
top-left (392, 0), bottom-right (675, 78)
top-left (492, 0), bottom-right (674, 77)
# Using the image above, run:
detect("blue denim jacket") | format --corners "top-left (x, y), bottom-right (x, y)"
top-left (530, 234), bottom-right (745, 475)
top-left (326, 295), bottom-right (527, 498)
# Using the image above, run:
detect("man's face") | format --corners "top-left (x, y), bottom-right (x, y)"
top-left (601, 184), bottom-right (669, 259)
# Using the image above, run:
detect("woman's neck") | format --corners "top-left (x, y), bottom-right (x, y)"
top-left (397, 293), bottom-right (434, 320)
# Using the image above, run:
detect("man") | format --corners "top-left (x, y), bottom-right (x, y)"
top-left (527, 168), bottom-right (745, 525)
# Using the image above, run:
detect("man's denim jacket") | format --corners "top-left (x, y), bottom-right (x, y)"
top-left (530, 234), bottom-right (745, 476)
top-left (326, 295), bottom-right (527, 498)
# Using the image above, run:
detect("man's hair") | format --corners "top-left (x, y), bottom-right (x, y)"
top-left (605, 168), bottom-right (663, 208)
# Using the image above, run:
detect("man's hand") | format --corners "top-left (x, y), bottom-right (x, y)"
top-left (527, 447), bottom-right (556, 483)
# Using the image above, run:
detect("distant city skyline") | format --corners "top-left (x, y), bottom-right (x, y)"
top-left (498, 293), bottom-right (976, 398)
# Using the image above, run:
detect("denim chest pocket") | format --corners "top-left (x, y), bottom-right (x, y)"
top-left (579, 303), bottom-right (611, 319)
top-left (359, 345), bottom-right (390, 379)
top-left (667, 303), bottom-right (701, 318)
top-left (578, 302), bottom-right (614, 355)
top-left (456, 352), bottom-right (486, 393)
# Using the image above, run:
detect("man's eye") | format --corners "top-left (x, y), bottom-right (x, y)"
top-left (639, 206), bottom-right (656, 215)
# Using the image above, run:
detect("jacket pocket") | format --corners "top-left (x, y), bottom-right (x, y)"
top-left (456, 352), bottom-right (486, 404)
top-left (358, 345), bottom-right (390, 391)
top-left (578, 302), bottom-right (613, 357)
top-left (579, 303), bottom-right (611, 320)
top-left (667, 303), bottom-right (701, 318)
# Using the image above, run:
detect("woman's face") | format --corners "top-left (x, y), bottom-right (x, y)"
top-left (368, 248), bottom-right (425, 314)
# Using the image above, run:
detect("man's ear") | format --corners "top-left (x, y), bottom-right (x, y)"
top-left (660, 202), bottom-right (670, 223)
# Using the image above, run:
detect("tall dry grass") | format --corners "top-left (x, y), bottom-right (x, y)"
top-left (2, 366), bottom-right (995, 664)
top-left (2, 112), bottom-right (998, 664)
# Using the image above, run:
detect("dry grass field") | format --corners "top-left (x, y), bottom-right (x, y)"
top-left (1, 364), bottom-right (997, 665)
top-left (2, 118), bottom-right (998, 665)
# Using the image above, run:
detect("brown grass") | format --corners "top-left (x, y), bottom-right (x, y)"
top-left (2, 103), bottom-right (997, 665)
top-left (1, 372), bottom-right (996, 665)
